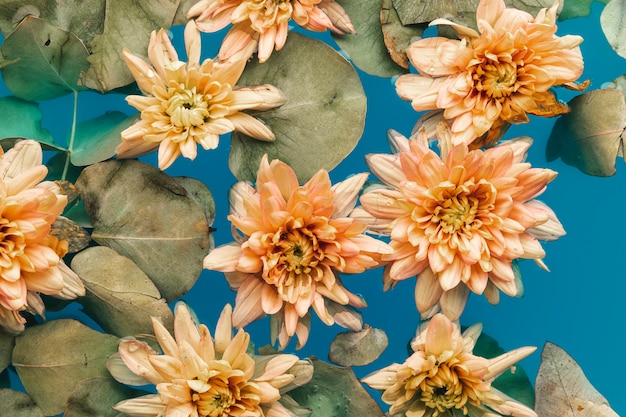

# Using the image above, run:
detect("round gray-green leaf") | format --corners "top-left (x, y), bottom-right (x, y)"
top-left (0, 16), bottom-right (90, 101)
top-left (328, 325), bottom-right (388, 367)
top-left (231, 32), bottom-right (366, 183)
top-left (72, 246), bottom-right (175, 338)
top-left (601, 0), bottom-right (626, 59)
top-left (64, 376), bottom-right (147, 417)
top-left (0, 330), bottom-right (14, 373)
top-left (332, 0), bottom-right (409, 77)
top-left (546, 88), bottom-right (626, 177)
top-left (289, 357), bottom-right (383, 416)
top-left (0, 389), bottom-right (44, 417)
top-left (12, 319), bottom-right (119, 416)
top-left (75, 160), bottom-right (213, 301)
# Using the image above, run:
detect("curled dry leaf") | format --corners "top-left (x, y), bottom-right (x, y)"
top-left (289, 357), bottom-right (384, 416)
top-left (11, 319), bottom-right (119, 416)
top-left (535, 342), bottom-right (619, 416)
top-left (75, 160), bottom-right (213, 301)
top-left (328, 325), bottom-right (388, 367)
top-left (546, 88), bottom-right (626, 176)
top-left (71, 246), bottom-right (175, 338)
top-left (50, 216), bottom-right (91, 254)
top-left (380, 0), bottom-right (426, 69)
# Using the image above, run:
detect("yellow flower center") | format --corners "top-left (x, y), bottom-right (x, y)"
top-left (472, 60), bottom-right (519, 100)
top-left (417, 363), bottom-right (473, 416)
top-left (166, 87), bottom-right (210, 129)
top-left (0, 219), bottom-right (26, 268)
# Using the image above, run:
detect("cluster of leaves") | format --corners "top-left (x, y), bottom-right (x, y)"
top-left (0, 0), bottom-right (622, 416)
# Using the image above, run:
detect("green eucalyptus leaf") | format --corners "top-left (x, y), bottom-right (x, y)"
top-left (72, 246), bottom-right (175, 338)
top-left (289, 357), bottom-right (383, 416)
top-left (472, 330), bottom-right (534, 408)
top-left (0, 330), bottom-right (14, 374)
top-left (0, 97), bottom-right (60, 149)
top-left (44, 152), bottom-right (83, 182)
top-left (380, 0), bottom-right (426, 70)
top-left (12, 319), bottom-right (119, 416)
top-left (70, 111), bottom-right (136, 166)
top-left (63, 200), bottom-right (93, 229)
top-left (560, 0), bottom-right (609, 20)
top-left (64, 376), bottom-right (148, 417)
top-left (0, 389), bottom-right (44, 417)
top-left (231, 32), bottom-right (366, 182)
top-left (0, 16), bottom-right (90, 101)
top-left (546, 88), bottom-right (626, 177)
top-left (601, 0), bottom-right (626, 59)
top-left (75, 160), bottom-right (213, 301)
top-left (328, 325), bottom-right (388, 367)
top-left (535, 342), bottom-right (619, 416)
top-left (331, 0), bottom-right (409, 77)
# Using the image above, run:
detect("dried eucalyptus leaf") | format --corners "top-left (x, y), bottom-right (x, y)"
top-left (560, 0), bottom-right (609, 20)
top-left (546, 88), bottom-right (626, 176)
top-left (331, 0), bottom-right (408, 77)
top-left (72, 246), bottom-right (174, 337)
top-left (328, 325), bottom-right (388, 367)
top-left (0, 16), bottom-right (90, 100)
top-left (51, 216), bottom-right (91, 253)
top-left (601, 0), bottom-right (626, 59)
top-left (231, 32), bottom-right (366, 182)
top-left (392, 0), bottom-right (479, 26)
top-left (535, 342), bottom-right (619, 416)
top-left (0, 389), bottom-right (44, 417)
top-left (75, 160), bottom-right (212, 301)
top-left (174, 176), bottom-right (216, 228)
top-left (12, 319), bottom-right (119, 416)
top-left (380, 0), bottom-right (426, 70)
top-left (289, 357), bottom-right (383, 416)
top-left (0, 330), bottom-right (14, 373)
top-left (64, 376), bottom-right (147, 417)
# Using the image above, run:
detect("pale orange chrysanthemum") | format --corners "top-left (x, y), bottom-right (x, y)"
top-left (187, 0), bottom-right (355, 63)
top-left (362, 313), bottom-right (537, 417)
top-left (0, 140), bottom-right (84, 333)
top-left (117, 20), bottom-right (286, 170)
top-left (109, 302), bottom-right (313, 417)
top-left (203, 154), bottom-right (392, 349)
top-left (353, 128), bottom-right (564, 320)
top-left (395, 0), bottom-right (585, 146)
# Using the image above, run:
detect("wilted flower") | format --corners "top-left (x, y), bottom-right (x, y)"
top-left (204, 154), bottom-right (391, 349)
top-left (109, 302), bottom-right (313, 417)
top-left (0, 140), bottom-right (84, 333)
top-left (395, 0), bottom-right (584, 145)
top-left (362, 313), bottom-right (537, 417)
top-left (353, 127), bottom-right (564, 319)
top-left (117, 20), bottom-right (286, 170)
top-left (187, 0), bottom-right (355, 63)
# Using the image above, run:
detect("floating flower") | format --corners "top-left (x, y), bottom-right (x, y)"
top-left (109, 302), bottom-right (313, 417)
top-left (362, 313), bottom-right (537, 417)
top-left (0, 140), bottom-right (84, 333)
top-left (395, 0), bottom-right (585, 145)
top-left (187, 0), bottom-right (355, 63)
top-left (353, 127), bottom-right (564, 319)
top-left (117, 21), bottom-right (286, 170)
top-left (204, 154), bottom-right (391, 349)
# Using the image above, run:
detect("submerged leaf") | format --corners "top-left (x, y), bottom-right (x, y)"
top-left (75, 160), bottom-right (213, 300)
top-left (231, 32), bottom-right (366, 182)
top-left (12, 319), bottom-right (119, 416)
top-left (64, 376), bottom-right (147, 417)
top-left (546, 88), bottom-right (626, 176)
top-left (0, 16), bottom-right (90, 100)
top-left (72, 246), bottom-right (174, 338)
top-left (331, 0), bottom-right (408, 77)
top-left (289, 357), bottom-right (383, 416)
top-left (535, 342), bottom-right (619, 416)
top-left (0, 389), bottom-right (44, 417)
top-left (328, 325), bottom-right (388, 367)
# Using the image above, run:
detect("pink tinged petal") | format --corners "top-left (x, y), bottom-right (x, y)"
top-left (365, 153), bottom-right (404, 188)
top-left (25, 291), bottom-right (45, 318)
top-left (178, 339), bottom-right (209, 379)
top-left (488, 391), bottom-right (539, 417)
top-left (254, 354), bottom-right (300, 383)
top-left (156, 139), bottom-right (181, 170)
top-left (429, 18), bottom-right (479, 38)
top-left (395, 74), bottom-right (446, 111)
top-left (173, 303), bottom-right (202, 351)
top-left (261, 284), bottom-right (284, 315)
top-left (425, 313), bottom-right (455, 355)
top-left (54, 261), bottom-right (85, 300)
top-left (107, 352), bottom-right (152, 386)
top-left (122, 48), bottom-right (164, 96)
top-left (1, 140), bottom-right (43, 180)
top-left (414, 268), bottom-right (443, 315)
top-left (221, 328), bottom-right (250, 365)
top-left (263, 399), bottom-right (300, 417)
top-left (331, 172), bottom-right (368, 218)
top-left (328, 301), bottom-right (363, 332)
top-left (4, 166), bottom-right (48, 197)
top-left (408, 37), bottom-right (469, 76)
top-left (203, 243), bottom-right (243, 272)
top-left (475, 0), bottom-right (506, 27)
top-left (258, 25), bottom-right (278, 63)
top-left (118, 339), bottom-right (164, 385)
top-left (112, 394), bottom-right (167, 417)
top-left (228, 181), bottom-right (258, 218)
top-left (235, 84), bottom-right (287, 111)
top-left (266, 157), bottom-right (300, 202)
top-left (359, 187), bottom-right (406, 220)
top-left (361, 364), bottom-right (403, 390)
top-left (274, 21), bottom-right (289, 50)
top-left (436, 258), bottom-right (464, 291)
top-left (232, 276), bottom-right (266, 328)
top-left (439, 284), bottom-right (470, 320)
top-left (317, 0), bottom-right (356, 34)
top-left (183, 21), bottom-right (201, 66)
top-left (311, 293), bottom-right (333, 326)
top-left (227, 112), bottom-right (275, 141)
top-left (485, 346), bottom-right (537, 380)
top-left (0, 279), bottom-right (27, 310)
top-left (294, 314), bottom-right (311, 349)
top-left (22, 266), bottom-right (64, 296)
top-left (217, 25), bottom-right (257, 62)
top-left (214, 303), bottom-right (234, 354)
top-left (525, 200), bottom-right (565, 241)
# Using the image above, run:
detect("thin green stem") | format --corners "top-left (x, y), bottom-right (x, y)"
top-left (61, 90), bottom-right (79, 181)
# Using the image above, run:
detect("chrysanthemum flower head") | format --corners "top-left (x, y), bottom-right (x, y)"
top-left (0, 140), bottom-right (84, 332)
top-left (362, 313), bottom-right (537, 417)
top-left (109, 302), bottom-right (313, 417)
top-left (353, 127), bottom-right (564, 320)
top-left (395, 0), bottom-right (585, 145)
top-left (204, 154), bottom-right (392, 349)
top-left (187, 0), bottom-right (355, 63)
top-left (117, 20), bottom-right (286, 170)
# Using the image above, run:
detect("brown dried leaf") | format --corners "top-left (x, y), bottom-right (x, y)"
top-left (380, 0), bottom-right (426, 69)
top-left (328, 325), bottom-right (388, 367)
top-left (51, 216), bottom-right (91, 254)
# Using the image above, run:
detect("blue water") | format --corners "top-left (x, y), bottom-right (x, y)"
top-left (4, 2), bottom-right (626, 415)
